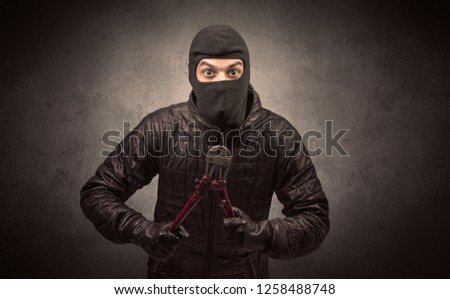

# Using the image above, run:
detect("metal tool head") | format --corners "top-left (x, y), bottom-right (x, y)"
top-left (205, 145), bottom-right (232, 179)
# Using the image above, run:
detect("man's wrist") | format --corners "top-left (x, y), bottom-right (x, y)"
top-left (129, 219), bottom-right (153, 246)
top-left (259, 220), bottom-right (273, 252)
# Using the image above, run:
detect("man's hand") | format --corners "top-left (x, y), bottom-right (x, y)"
top-left (139, 222), bottom-right (189, 262)
top-left (223, 207), bottom-right (272, 253)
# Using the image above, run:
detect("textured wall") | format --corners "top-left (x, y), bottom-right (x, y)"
top-left (1, 0), bottom-right (449, 278)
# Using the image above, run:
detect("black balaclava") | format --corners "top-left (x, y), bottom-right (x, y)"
top-left (189, 24), bottom-right (250, 129)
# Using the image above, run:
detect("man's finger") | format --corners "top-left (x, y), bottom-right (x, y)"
top-left (231, 206), bottom-right (244, 217)
top-left (223, 217), bottom-right (245, 228)
top-left (161, 232), bottom-right (181, 246)
top-left (174, 225), bottom-right (190, 238)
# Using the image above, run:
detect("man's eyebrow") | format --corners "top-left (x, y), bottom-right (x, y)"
top-left (228, 61), bottom-right (243, 68)
top-left (198, 61), bottom-right (214, 68)
top-left (198, 61), bottom-right (243, 68)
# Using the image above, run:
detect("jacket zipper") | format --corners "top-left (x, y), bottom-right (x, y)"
top-left (203, 131), bottom-right (227, 278)
top-left (221, 130), bottom-right (228, 149)
top-left (203, 190), bottom-right (217, 278)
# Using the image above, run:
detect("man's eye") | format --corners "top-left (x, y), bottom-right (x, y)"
top-left (204, 69), bottom-right (215, 76)
top-left (228, 69), bottom-right (240, 76)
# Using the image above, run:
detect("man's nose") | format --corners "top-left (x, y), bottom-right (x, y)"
top-left (217, 72), bottom-right (227, 81)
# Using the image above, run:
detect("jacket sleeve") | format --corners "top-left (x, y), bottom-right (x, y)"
top-left (263, 124), bottom-right (330, 259)
top-left (80, 118), bottom-right (159, 245)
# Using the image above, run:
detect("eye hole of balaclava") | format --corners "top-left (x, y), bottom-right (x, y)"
top-left (188, 24), bottom-right (251, 129)
top-left (195, 58), bottom-right (244, 82)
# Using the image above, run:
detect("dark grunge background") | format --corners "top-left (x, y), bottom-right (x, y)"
top-left (1, 0), bottom-right (449, 278)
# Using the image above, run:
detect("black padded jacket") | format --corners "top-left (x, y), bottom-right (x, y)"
top-left (80, 85), bottom-right (330, 278)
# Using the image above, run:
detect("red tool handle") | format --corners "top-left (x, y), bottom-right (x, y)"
top-left (211, 179), bottom-right (235, 218)
top-left (167, 175), bottom-right (211, 232)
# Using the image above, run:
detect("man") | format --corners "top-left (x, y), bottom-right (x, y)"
top-left (80, 24), bottom-right (330, 278)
